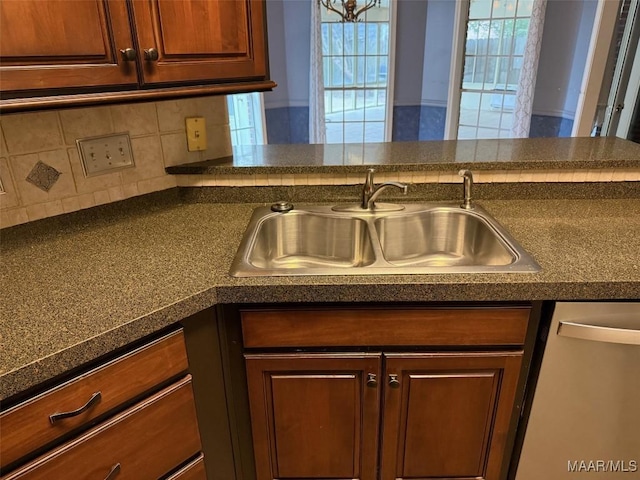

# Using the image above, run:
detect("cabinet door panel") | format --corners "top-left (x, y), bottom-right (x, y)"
top-left (245, 354), bottom-right (381, 480)
top-left (0, 0), bottom-right (137, 91)
top-left (381, 352), bottom-right (523, 480)
top-left (132, 0), bottom-right (267, 85)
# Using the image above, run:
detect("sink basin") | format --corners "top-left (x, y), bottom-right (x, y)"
top-left (375, 209), bottom-right (516, 267)
top-left (231, 203), bottom-right (540, 276)
top-left (247, 212), bottom-right (376, 269)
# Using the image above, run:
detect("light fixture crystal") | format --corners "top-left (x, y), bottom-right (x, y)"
top-left (317, 0), bottom-right (380, 22)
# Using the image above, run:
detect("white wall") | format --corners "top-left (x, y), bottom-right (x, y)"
top-left (421, 0), bottom-right (456, 107)
top-left (263, 0), bottom-right (311, 109)
top-left (393, 1), bottom-right (428, 106)
top-left (533, 0), bottom-right (598, 118)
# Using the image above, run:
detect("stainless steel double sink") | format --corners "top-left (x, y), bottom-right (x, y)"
top-left (230, 203), bottom-right (540, 276)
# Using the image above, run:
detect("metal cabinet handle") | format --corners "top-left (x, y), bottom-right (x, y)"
top-left (49, 391), bottom-right (102, 424)
top-left (388, 374), bottom-right (400, 388)
top-left (366, 373), bottom-right (378, 387)
top-left (119, 48), bottom-right (136, 62)
top-left (104, 463), bottom-right (121, 480)
top-left (144, 48), bottom-right (159, 61)
top-left (558, 321), bottom-right (640, 346)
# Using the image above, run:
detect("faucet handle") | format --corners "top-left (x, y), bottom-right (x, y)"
top-left (458, 169), bottom-right (474, 210)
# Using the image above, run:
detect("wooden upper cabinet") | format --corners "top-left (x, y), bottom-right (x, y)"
top-left (130, 0), bottom-right (268, 85)
top-left (0, 0), bottom-right (273, 110)
top-left (0, 0), bottom-right (137, 92)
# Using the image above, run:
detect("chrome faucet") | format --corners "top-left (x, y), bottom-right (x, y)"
top-left (458, 169), bottom-right (474, 210)
top-left (361, 168), bottom-right (408, 210)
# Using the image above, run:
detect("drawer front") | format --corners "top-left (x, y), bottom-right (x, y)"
top-left (2, 376), bottom-right (202, 480)
top-left (165, 454), bottom-right (207, 480)
top-left (1, 330), bottom-right (189, 469)
top-left (241, 307), bottom-right (531, 348)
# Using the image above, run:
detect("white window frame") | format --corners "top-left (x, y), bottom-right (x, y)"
top-left (320, 0), bottom-right (397, 143)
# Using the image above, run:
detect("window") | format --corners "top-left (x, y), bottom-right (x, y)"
top-left (227, 92), bottom-right (266, 145)
top-left (458, 0), bottom-right (533, 139)
top-left (320, 0), bottom-right (395, 143)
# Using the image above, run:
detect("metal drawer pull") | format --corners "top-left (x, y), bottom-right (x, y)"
top-left (558, 321), bottom-right (640, 346)
top-left (366, 373), bottom-right (378, 387)
top-left (388, 374), bottom-right (400, 388)
top-left (49, 391), bottom-right (102, 424)
top-left (104, 463), bottom-right (121, 480)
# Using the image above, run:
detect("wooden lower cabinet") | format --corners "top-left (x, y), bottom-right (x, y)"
top-left (245, 354), bottom-right (382, 480)
top-left (246, 351), bottom-right (522, 480)
top-left (380, 352), bottom-right (523, 480)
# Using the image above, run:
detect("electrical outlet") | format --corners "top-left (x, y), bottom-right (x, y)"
top-left (186, 117), bottom-right (207, 151)
top-left (76, 133), bottom-right (135, 177)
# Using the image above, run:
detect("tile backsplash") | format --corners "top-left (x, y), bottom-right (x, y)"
top-left (0, 96), bottom-right (231, 228)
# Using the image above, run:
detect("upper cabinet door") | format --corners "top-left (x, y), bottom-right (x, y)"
top-left (0, 0), bottom-right (137, 93)
top-left (131, 0), bottom-right (268, 85)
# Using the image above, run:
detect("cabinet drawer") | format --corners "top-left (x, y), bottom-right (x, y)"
top-left (0, 330), bottom-right (188, 469)
top-left (2, 376), bottom-right (201, 480)
top-left (166, 454), bottom-right (207, 480)
top-left (241, 306), bottom-right (531, 348)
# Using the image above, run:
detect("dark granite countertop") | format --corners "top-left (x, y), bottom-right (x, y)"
top-left (166, 137), bottom-right (640, 175)
top-left (2, 191), bottom-right (640, 401)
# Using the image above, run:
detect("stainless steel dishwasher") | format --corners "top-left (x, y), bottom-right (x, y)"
top-left (516, 302), bottom-right (640, 479)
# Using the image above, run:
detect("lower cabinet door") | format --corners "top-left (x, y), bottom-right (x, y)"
top-left (245, 353), bottom-right (382, 480)
top-left (380, 352), bottom-right (523, 480)
top-left (3, 376), bottom-right (202, 480)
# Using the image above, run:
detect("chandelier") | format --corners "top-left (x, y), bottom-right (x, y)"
top-left (317, 0), bottom-right (380, 22)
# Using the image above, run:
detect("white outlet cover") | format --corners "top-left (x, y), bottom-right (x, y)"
top-left (77, 133), bottom-right (135, 177)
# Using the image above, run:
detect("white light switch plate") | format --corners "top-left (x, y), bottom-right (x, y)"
top-left (76, 133), bottom-right (135, 177)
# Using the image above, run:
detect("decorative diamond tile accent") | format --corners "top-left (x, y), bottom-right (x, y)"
top-left (26, 161), bottom-right (61, 192)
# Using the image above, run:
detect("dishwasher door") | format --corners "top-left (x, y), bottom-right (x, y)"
top-left (516, 302), bottom-right (640, 480)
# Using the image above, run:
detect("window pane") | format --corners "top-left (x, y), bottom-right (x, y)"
top-left (357, 23), bottom-right (366, 54)
top-left (367, 90), bottom-right (385, 120)
top-left (343, 23), bottom-right (355, 54)
top-left (364, 122), bottom-right (384, 142)
top-left (344, 122), bottom-right (364, 143)
top-left (366, 56), bottom-right (377, 84)
top-left (467, 20), bottom-right (489, 56)
top-left (344, 56), bottom-right (355, 86)
top-left (380, 23), bottom-right (389, 55)
top-left (331, 56), bottom-right (344, 87)
top-left (458, 125), bottom-right (477, 139)
top-left (483, 56), bottom-right (497, 88)
top-left (514, 19), bottom-right (529, 55)
top-left (356, 56), bottom-right (365, 85)
top-left (330, 90), bottom-right (345, 116)
top-left (463, 56), bottom-right (477, 88)
top-left (366, 23), bottom-right (378, 54)
top-left (517, 0), bottom-right (534, 17)
top-left (331, 23), bottom-right (343, 55)
top-left (379, 55), bottom-right (388, 86)
top-left (488, 20), bottom-right (503, 55)
top-left (460, 92), bottom-right (481, 127)
top-left (321, 24), bottom-right (329, 55)
top-left (469, 0), bottom-right (492, 19)
top-left (326, 123), bottom-right (344, 143)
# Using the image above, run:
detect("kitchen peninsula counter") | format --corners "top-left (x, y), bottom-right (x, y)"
top-left (1, 190), bottom-right (639, 400)
top-left (166, 137), bottom-right (640, 174)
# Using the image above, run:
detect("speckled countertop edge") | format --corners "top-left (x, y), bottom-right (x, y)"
top-left (2, 192), bottom-right (640, 401)
top-left (166, 137), bottom-right (640, 174)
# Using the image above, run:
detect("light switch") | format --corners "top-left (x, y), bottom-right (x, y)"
top-left (76, 133), bottom-right (134, 177)
top-left (186, 117), bottom-right (207, 152)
